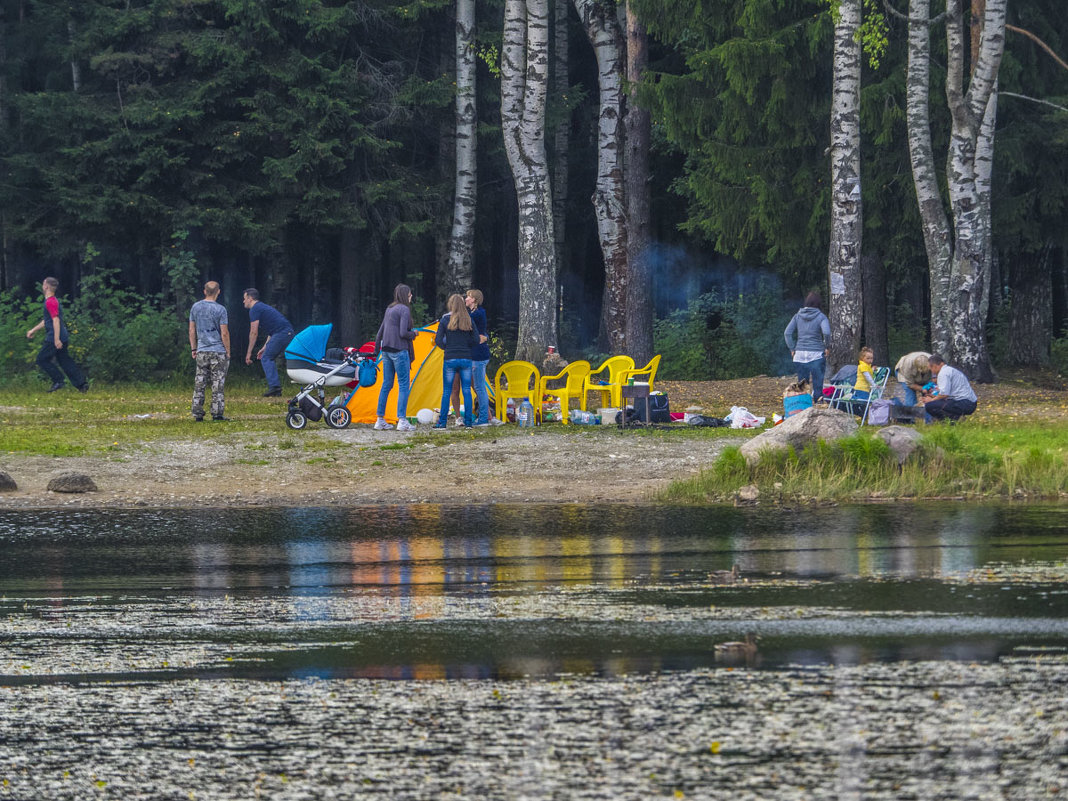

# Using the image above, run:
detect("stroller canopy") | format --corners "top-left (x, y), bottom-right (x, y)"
top-left (285, 324), bottom-right (333, 365)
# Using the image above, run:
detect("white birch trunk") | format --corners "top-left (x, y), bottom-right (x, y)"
top-left (572, 0), bottom-right (628, 355)
top-left (68, 20), bottom-right (81, 92)
top-left (827, 0), bottom-right (863, 372)
top-left (905, 0), bottom-right (1004, 381)
top-left (444, 0), bottom-right (478, 297)
top-left (944, 0), bottom-right (1004, 381)
top-left (501, 0), bottom-right (558, 362)
top-left (552, 0), bottom-right (570, 285)
top-left (906, 0), bottom-right (953, 355)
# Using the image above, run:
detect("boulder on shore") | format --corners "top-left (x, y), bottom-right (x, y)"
top-left (47, 472), bottom-right (98, 494)
top-left (875, 425), bottom-right (925, 465)
top-left (740, 407), bottom-right (858, 466)
top-left (0, 471), bottom-right (17, 492)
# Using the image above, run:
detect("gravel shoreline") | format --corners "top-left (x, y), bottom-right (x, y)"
top-left (0, 427), bottom-right (739, 509)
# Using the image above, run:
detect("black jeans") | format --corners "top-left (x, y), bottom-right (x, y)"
top-left (37, 339), bottom-right (87, 388)
top-left (924, 397), bottom-right (977, 421)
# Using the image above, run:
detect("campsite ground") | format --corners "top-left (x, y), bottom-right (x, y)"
top-left (0, 371), bottom-right (1066, 509)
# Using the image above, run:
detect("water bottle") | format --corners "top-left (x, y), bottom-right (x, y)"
top-left (518, 398), bottom-right (534, 427)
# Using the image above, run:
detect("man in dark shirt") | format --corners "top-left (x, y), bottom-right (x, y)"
top-left (243, 288), bottom-right (294, 397)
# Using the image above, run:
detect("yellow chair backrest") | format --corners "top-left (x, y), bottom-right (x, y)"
top-left (494, 360), bottom-right (541, 420)
top-left (619, 354), bottom-right (661, 390)
top-left (581, 355), bottom-right (635, 410)
top-left (541, 360), bottom-right (591, 393)
top-left (587, 355), bottom-right (634, 387)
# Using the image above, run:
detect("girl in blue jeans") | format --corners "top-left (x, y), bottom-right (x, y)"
top-left (434, 294), bottom-right (479, 429)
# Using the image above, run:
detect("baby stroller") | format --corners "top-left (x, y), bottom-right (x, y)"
top-left (283, 324), bottom-right (369, 430)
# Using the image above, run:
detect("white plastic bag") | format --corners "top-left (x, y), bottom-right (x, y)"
top-left (728, 406), bottom-right (765, 429)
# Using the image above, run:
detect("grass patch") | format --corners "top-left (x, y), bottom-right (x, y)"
top-left (378, 442), bottom-right (414, 451)
top-left (661, 424), bottom-right (1068, 503)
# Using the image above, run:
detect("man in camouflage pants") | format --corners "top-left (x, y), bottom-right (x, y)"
top-left (188, 281), bottom-right (231, 421)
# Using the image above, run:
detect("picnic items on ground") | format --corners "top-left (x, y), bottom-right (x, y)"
top-left (782, 379), bottom-right (813, 418)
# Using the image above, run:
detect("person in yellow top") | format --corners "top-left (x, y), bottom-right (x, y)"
top-left (851, 346), bottom-right (877, 407)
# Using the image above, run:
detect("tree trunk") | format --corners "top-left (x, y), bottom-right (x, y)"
top-left (623, 1), bottom-right (653, 365)
top-left (944, 0), bottom-right (1003, 381)
top-left (68, 20), bottom-right (81, 92)
top-left (551, 0), bottom-right (570, 301)
top-left (443, 0), bottom-right (478, 298)
top-left (861, 253), bottom-right (889, 367)
top-left (1009, 248), bottom-right (1052, 366)
top-left (906, 0), bottom-right (953, 354)
top-left (501, 0), bottom-right (558, 362)
top-left (573, 0), bottom-right (627, 355)
top-left (905, 0), bottom-right (1004, 381)
top-left (827, 0), bottom-right (864, 373)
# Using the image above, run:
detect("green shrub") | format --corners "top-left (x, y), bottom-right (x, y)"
top-left (653, 281), bottom-right (787, 380)
top-left (1051, 336), bottom-right (1068, 377)
top-left (0, 269), bottom-right (186, 385)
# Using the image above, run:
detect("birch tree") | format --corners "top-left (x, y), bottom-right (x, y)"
top-left (905, 0), bottom-right (1006, 381)
top-left (827, 0), bottom-right (864, 370)
top-left (501, 0), bottom-right (558, 361)
top-left (572, 0), bottom-right (628, 354)
top-left (552, 0), bottom-right (570, 285)
top-left (443, 0), bottom-right (478, 297)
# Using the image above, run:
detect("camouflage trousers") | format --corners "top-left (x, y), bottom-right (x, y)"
top-left (192, 352), bottom-right (230, 419)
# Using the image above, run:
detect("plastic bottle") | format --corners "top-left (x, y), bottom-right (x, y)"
top-left (518, 398), bottom-right (534, 427)
top-left (506, 398), bottom-right (517, 422)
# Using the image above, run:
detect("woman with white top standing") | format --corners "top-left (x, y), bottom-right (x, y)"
top-left (784, 292), bottom-right (831, 403)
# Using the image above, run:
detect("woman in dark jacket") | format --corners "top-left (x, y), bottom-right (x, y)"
top-left (373, 284), bottom-right (418, 431)
top-left (784, 291), bottom-right (832, 402)
top-left (434, 294), bottom-right (479, 429)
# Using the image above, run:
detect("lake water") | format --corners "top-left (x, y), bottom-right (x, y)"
top-left (2, 503), bottom-right (1066, 800)
top-left (2, 502), bottom-right (1066, 680)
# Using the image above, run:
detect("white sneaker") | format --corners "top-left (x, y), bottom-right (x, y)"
top-left (454, 417), bottom-right (465, 427)
top-left (490, 417), bottom-right (506, 426)
top-left (373, 418), bottom-right (393, 430)
top-left (395, 419), bottom-right (415, 432)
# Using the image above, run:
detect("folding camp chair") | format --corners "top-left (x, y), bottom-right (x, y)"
top-left (831, 366), bottom-right (890, 425)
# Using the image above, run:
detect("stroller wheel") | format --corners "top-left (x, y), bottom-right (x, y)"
top-left (325, 406), bottom-right (351, 429)
top-left (286, 410), bottom-right (308, 430)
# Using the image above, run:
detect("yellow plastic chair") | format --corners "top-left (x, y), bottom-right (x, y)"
top-left (618, 354), bottom-right (662, 393)
top-left (580, 355), bottom-right (635, 411)
top-left (494, 361), bottom-right (541, 422)
top-left (538, 361), bottom-right (591, 424)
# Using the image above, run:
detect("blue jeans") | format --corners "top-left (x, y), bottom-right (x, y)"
top-left (377, 350), bottom-right (411, 419)
top-left (471, 359), bottom-right (490, 424)
top-left (901, 385), bottom-right (918, 406)
top-left (440, 359), bottom-right (473, 426)
top-left (795, 357), bottom-right (826, 402)
top-left (260, 329), bottom-right (294, 390)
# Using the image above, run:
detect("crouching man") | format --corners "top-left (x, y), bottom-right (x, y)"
top-left (922, 354), bottom-right (978, 422)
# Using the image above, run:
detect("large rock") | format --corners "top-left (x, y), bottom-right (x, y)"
top-left (875, 425), bottom-right (925, 465)
top-left (0, 471), bottom-right (17, 492)
top-left (740, 407), bottom-right (858, 466)
top-left (47, 472), bottom-right (98, 493)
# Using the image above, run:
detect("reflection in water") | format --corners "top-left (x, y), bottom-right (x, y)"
top-left (0, 503), bottom-right (1066, 680)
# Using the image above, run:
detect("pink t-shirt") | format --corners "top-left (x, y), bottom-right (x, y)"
top-left (45, 296), bottom-right (60, 318)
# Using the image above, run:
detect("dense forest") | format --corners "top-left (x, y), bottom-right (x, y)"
top-left (0, 0), bottom-right (1065, 383)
